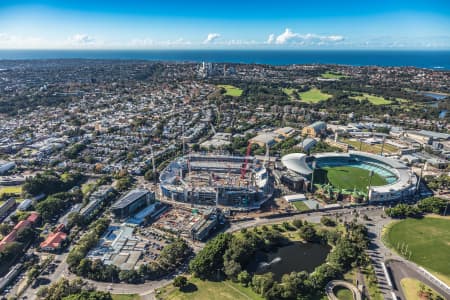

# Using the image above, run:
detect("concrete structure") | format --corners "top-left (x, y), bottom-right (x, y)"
top-left (0, 198), bottom-right (16, 219)
top-left (281, 151), bottom-right (417, 202)
top-left (297, 138), bottom-right (317, 152)
top-left (17, 199), bottom-right (33, 211)
top-left (111, 189), bottom-right (155, 219)
top-left (0, 161), bottom-right (15, 174)
top-left (250, 132), bottom-right (279, 147)
top-left (274, 127), bottom-right (296, 138)
top-left (80, 185), bottom-right (114, 218)
top-left (302, 121), bottom-right (327, 137)
top-left (160, 154), bottom-right (272, 208)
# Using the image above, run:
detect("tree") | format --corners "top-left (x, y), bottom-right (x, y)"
top-left (173, 276), bottom-right (188, 289)
top-left (320, 216), bottom-right (336, 227)
top-left (0, 223), bottom-right (12, 236)
top-left (189, 233), bottom-right (232, 279)
top-left (299, 224), bottom-right (318, 242)
top-left (237, 270), bottom-right (251, 287)
top-left (251, 272), bottom-right (275, 296)
top-left (292, 219), bottom-right (303, 228)
top-left (63, 291), bottom-right (112, 300)
top-left (223, 259), bottom-right (242, 280)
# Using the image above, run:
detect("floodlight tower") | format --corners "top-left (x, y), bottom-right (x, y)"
top-left (367, 170), bottom-right (374, 202)
top-left (310, 160), bottom-right (317, 192)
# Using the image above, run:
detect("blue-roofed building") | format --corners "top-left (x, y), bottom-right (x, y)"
top-left (111, 189), bottom-right (155, 219)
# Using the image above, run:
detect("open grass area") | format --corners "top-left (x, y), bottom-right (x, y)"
top-left (400, 278), bottom-right (444, 300)
top-left (156, 277), bottom-right (263, 300)
top-left (282, 88), bottom-right (298, 100)
top-left (321, 72), bottom-right (347, 79)
top-left (315, 166), bottom-right (387, 193)
top-left (298, 88), bottom-right (332, 103)
top-left (111, 295), bottom-right (140, 300)
top-left (0, 185), bottom-right (22, 196)
top-left (217, 84), bottom-right (243, 97)
top-left (334, 286), bottom-right (353, 300)
top-left (292, 201), bottom-right (310, 212)
top-left (384, 216), bottom-right (450, 284)
top-left (341, 138), bottom-right (398, 154)
top-left (349, 93), bottom-right (392, 105)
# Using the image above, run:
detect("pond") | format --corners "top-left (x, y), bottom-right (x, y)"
top-left (246, 241), bottom-right (331, 281)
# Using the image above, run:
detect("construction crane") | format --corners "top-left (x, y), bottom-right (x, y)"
top-left (240, 142), bottom-right (253, 179)
top-left (210, 122), bottom-right (217, 135)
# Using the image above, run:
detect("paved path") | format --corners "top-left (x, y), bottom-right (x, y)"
top-left (325, 280), bottom-right (362, 300)
top-left (386, 260), bottom-right (450, 300)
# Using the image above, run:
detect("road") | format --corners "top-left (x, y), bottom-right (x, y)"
top-left (387, 260), bottom-right (450, 300)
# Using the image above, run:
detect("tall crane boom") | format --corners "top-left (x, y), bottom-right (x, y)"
top-left (240, 142), bottom-right (252, 179)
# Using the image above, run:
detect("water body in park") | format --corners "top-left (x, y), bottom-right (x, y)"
top-left (247, 242), bottom-right (331, 281)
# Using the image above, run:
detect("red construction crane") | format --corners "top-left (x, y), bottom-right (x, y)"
top-left (240, 142), bottom-right (253, 179)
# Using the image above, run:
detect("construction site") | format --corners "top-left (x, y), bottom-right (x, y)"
top-left (159, 153), bottom-right (273, 208)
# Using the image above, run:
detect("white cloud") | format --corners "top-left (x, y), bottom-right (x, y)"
top-left (203, 33), bottom-right (221, 44)
top-left (130, 38), bottom-right (192, 48)
top-left (0, 33), bottom-right (43, 48)
top-left (68, 34), bottom-right (95, 45)
top-left (267, 28), bottom-right (344, 45)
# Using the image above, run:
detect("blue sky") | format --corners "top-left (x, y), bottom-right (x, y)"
top-left (0, 0), bottom-right (449, 49)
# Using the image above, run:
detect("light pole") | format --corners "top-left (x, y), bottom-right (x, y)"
top-left (310, 160), bottom-right (317, 192)
top-left (367, 170), bottom-right (374, 202)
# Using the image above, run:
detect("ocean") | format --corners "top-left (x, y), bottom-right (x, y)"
top-left (0, 50), bottom-right (449, 69)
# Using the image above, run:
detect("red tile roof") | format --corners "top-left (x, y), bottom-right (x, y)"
top-left (40, 231), bottom-right (67, 250)
top-left (27, 212), bottom-right (40, 224)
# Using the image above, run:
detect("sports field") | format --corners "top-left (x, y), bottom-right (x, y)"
top-left (341, 138), bottom-right (398, 154)
top-left (156, 277), bottom-right (263, 300)
top-left (298, 88), bottom-right (332, 103)
top-left (217, 85), bottom-right (243, 97)
top-left (315, 166), bottom-right (388, 192)
top-left (384, 217), bottom-right (450, 284)
top-left (0, 185), bottom-right (22, 196)
top-left (349, 93), bottom-right (391, 105)
top-left (321, 72), bottom-right (347, 79)
top-left (292, 201), bottom-right (310, 212)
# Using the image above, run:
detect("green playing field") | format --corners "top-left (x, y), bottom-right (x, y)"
top-left (314, 166), bottom-right (387, 192)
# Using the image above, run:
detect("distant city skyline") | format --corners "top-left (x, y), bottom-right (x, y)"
top-left (1, 0), bottom-right (450, 49)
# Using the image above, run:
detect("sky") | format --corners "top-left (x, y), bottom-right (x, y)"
top-left (0, 0), bottom-right (450, 49)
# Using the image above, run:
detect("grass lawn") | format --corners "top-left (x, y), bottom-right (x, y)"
top-left (292, 201), bottom-right (310, 212)
top-left (111, 295), bottom-right (140, 300)
top-left (282, 88), bottom-right (298, 100)
top-left (384, 216), bottom-right (450, 284)
top-left (315, 166), bottom-right (387, 193)
top-left (333, 287), bottom-right (353, 300)
top-left (298, 88), bottom-right (332, 103)
top-left (349, 93), bottom-right (391, 105)
top-left (321, 72), bottom-right (347, 79)
top-left (341, 138), bottom-right (398, 154)
top-left (0, 185), bottom-right (23, 196)
top-left (400, 278), bottom-right (444, 300)
top-left (217, 85), bottom-right (243, 97)
top-left (156, 277), bottom-right (263, 300)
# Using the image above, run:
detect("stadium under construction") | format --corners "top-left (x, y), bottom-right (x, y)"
top-left (159, 154), bottom-right (273, 208)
